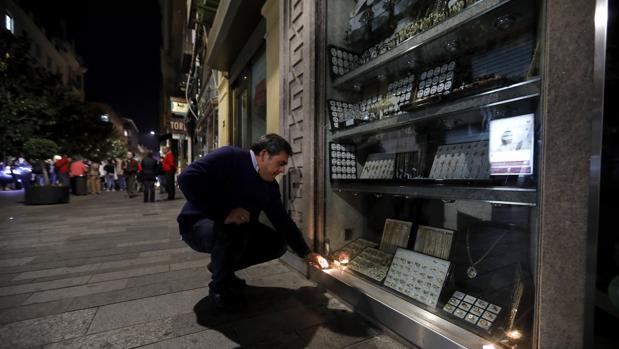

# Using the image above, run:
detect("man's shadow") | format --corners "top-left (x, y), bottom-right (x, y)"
top-left (193, 284), bottom-right (378, 348)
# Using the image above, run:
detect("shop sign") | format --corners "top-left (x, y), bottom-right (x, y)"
top-left (170, 97), bottom-right (189, 116)
top-left (170, 120), bottom-right (187, 132)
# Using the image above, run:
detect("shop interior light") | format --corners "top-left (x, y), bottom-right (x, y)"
top-left (494, 14), bottom-right (516, 30)
top-left (507, 330), bottom-right (523, 340)
top-left (444, 40), bottom-right (458, 53)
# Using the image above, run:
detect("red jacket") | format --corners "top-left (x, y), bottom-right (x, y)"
top-left (162, 152), bottom-right (176, 173)
top-left (54, 157), bottom-right (70, 174)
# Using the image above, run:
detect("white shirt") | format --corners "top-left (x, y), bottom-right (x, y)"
top-left (249, 150), bottom-right (259, 173)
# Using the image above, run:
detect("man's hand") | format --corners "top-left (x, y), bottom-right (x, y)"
top-left (224, 207), bottom-right (251, 225)
top-left (305, 252), bottom-right (329, 270)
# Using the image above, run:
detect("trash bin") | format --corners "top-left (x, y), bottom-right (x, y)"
top-left (72, 175), bottom-right (88, 195)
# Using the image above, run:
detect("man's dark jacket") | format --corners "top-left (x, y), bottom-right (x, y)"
top-left (177, 146), bottom-right (310, 257)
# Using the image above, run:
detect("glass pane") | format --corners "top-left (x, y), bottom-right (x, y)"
top-left (251, 49), bottom-right (267, 143)
top-left (323, 0), bottom-right (543, 347)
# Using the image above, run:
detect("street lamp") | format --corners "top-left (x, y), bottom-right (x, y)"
top-left (150, 131), bottom-right (155, 135)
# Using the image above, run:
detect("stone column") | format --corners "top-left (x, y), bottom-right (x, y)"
top-left (217, 71), bottom-right (231, 146)
top-left (537, 0), bottom-right (600, 347)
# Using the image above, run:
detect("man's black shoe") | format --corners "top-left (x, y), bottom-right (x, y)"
top-left (207, 262), bottom-right (247, 289)
top-left (209, 288), bottom-right (247, 311)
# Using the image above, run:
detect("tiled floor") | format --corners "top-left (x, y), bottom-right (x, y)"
top-left (0, 189), bottom-right (411, 348)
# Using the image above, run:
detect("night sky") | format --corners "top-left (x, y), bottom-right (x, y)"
top-left (20, 0), bottom-right (162, 135)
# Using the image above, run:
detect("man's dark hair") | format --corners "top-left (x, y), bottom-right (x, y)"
top-left (251, 134), bottom-right (293, 156)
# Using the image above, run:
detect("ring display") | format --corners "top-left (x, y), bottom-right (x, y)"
top-left (443, 291), bottom-right (503, 333)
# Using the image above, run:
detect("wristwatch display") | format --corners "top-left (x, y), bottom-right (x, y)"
top-left (328, 100), bottom-right (361, 129)
top-left (329, 143), bottom-right (358, 180)
top-left (329, 45), bottom-right (360, 78)
top-left (443, 291), bottom-right (503, 332)
top-left (414, 61), bottom-right (457, 104)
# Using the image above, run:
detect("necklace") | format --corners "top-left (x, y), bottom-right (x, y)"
top-left (465, 229), bottom-right (507, 279)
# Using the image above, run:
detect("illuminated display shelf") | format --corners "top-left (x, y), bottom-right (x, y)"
top-left (331, 182), bottom-right (537, 206)
top-left (332, 0), bottom-right (535, 89)
top-left (329, 77), bottom-right (540, 142)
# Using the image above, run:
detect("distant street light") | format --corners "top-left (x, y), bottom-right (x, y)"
top-left (150, 131), bottom-right (155, 135)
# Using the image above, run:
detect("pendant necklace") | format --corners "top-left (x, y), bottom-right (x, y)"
top-left (466, 229), bottom-right (507, 279)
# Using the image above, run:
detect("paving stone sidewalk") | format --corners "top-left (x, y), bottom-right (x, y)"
top-left (0, 190), bottom-right (411, 349)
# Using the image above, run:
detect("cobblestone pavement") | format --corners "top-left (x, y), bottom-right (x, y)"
top-left (0, 190), bottom-right (410, 349)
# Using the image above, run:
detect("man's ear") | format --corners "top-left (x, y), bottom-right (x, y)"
top-left (258, 149), bottom-right (269, 159)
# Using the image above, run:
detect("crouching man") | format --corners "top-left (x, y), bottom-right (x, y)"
top-left (177, 134), bottom-right (327, 310)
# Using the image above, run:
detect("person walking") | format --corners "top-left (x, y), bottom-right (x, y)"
top-left (140, 151), bottom-right (158, 203)
top-left (162, 146), bottom-right (176, 200)
top-left (124, 152), bottom-right (139, 198)
top-left (86, 160), bottom-right (101, 194)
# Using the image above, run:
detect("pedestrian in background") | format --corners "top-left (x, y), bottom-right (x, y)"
top-left (161, 146), bottom-right (176, 200)
top-left (103, 160), bottom-right (115, 191)
top-left (124, 152), bottom-right (139, 198)
top-left (54, 154), bottom-right (70, 187)
top-left (87, 160), bottom-right (101, 194)
top-left (115, 157), bottom-right (126, 191)
top-left (69, 156), bottom-right (88, 195)
top-left (140, 150), bottom-right (158, 203)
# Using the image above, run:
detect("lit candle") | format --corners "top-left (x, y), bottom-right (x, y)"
top-left (507, 330), bottom-right (523, 340)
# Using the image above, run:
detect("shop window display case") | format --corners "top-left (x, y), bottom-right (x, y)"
top-left (321, 0), bottom-right (544, 347)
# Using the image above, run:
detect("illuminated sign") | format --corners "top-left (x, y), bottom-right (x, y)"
top-left (170, 97), bottom-right (189, 116)
top-left (170, 120), bottom-right (186, 132)
top-left (489, 114), bottom-right (534, 175)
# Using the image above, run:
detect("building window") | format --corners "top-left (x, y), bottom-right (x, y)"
top-left (5, 13), bottom-right (14, 34)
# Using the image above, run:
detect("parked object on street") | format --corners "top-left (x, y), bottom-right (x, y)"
top-left (22, 138), bottom-right (69, 205)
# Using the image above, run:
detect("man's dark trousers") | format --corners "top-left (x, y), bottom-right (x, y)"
top-left (181, 219), bottom-right (287, 292)
top-left (165, 171), bottom-right (175, 200)
top-left (143, 179), bottom-right (155, 202)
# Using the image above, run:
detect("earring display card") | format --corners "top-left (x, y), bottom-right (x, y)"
top-left (380, 219), bottom-right (413, 255)
top-left (384, 248), bottom-right (451, 308)
top-left (348, 247), bottom-right (394, 282)
top-left (413, 225), bottom-right (455, 260)
top-left (414, 61), bottom-right (456, 104)
top-left (443, 291), bottom-right (502, 332)
top-left (330, 238), bottom-right (379, 261)
top-left (428, 141), bottom-right (490, 180)
top-left (328, 100), bottom-right (361, 129)
top-left (329, 45), bottom-right (360, 78)
top-left (329, 143), bottom-right (358, 180)
top-left (359, 153), bottom-right (396, 179)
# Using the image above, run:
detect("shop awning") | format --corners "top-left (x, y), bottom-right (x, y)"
top-left (205, 0), bottom-right (266, 71)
